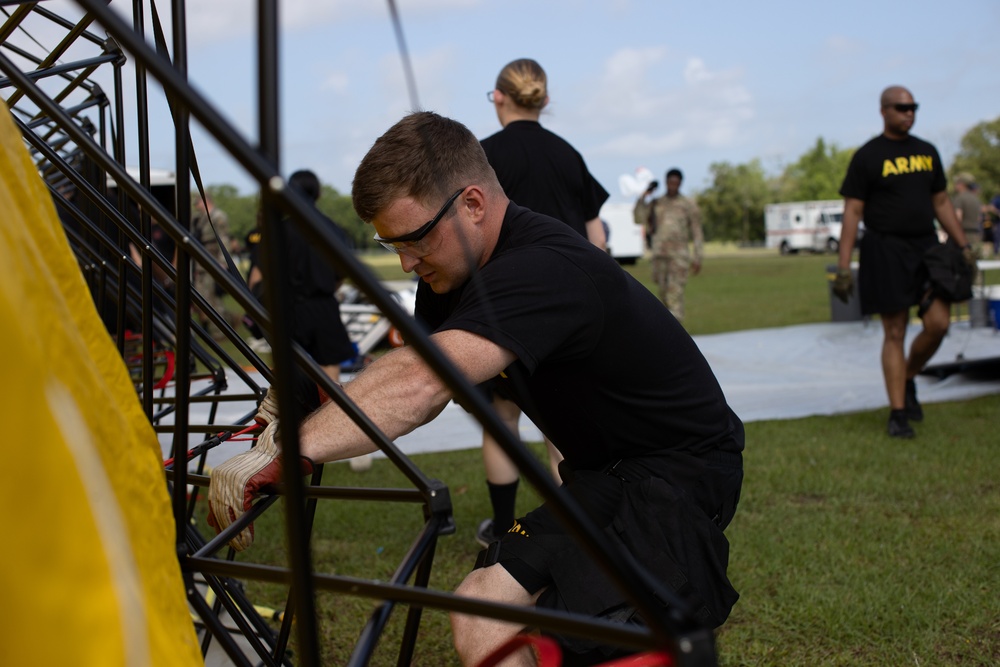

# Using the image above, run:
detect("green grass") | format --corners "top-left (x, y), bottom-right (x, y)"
top-left (201, 247), bottom-right (1000, 665)
top-left (361, 245), bottom-right (840, 336)
top-left (719, 404), bottom-right (1000, 666)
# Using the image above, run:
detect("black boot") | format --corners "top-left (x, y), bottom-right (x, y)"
top-left (888, 409), bottom-right (915, 438)
top-left (905, 379), bottom-right (923, 422)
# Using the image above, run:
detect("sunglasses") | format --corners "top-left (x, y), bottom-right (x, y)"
top-left (373, 187), bottom-right (466, 255)
top-left (887, 103), bottom-right (919, 113)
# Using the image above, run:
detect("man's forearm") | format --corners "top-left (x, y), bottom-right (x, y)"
top-left (298, 346), bottom-right (450, 463)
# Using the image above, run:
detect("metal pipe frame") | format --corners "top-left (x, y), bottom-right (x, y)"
top-left (1, 1), bottom-right (718, 664)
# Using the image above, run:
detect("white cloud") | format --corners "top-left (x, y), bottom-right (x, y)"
top-left (379, 45), bottom-right (459, 113)
top-left (682, 57), bottom-right (713, 84)
top-left (321, 70), bottom-right (350, 94)
top-left (181, 0), bottom-right (480, 46)
top-left (580, 49), bottom-right (754, 158)
top-left (823, 34), bottom-right (865, 56)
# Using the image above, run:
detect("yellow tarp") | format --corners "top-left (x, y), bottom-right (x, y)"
top-left (0, 102), bottom-right (202, 665)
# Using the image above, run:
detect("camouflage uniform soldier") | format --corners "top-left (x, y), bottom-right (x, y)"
top-left (633, 168), bottom-right (703, 322)
top-left (191, 196), bottom-right (231, 329)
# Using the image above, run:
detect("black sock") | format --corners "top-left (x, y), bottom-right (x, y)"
top-left (487, 479), bottom-right (519, 531)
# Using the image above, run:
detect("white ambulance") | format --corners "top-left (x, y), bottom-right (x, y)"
top-left (765, 199), bottom-right (844, 255)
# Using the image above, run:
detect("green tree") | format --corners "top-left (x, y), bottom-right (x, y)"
top-left (777, 137), bottom-right (855, 202)
top-left (195, 182), bottom-right (371, 252)
top-left (201, 184), bottom-right (258, 246)
top-left (696, 159), bottom-right (771, 243)
top-left (317, 184), bottom-right (370, 250)
top-left (949, 116), bottom-right (1000, 200)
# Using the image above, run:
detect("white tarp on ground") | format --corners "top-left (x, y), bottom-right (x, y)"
top-left (163, 320), bottom-right (1000, 468)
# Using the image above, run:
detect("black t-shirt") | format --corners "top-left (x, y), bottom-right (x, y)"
top-left (269, 214), bottom-right (353, 298)
top-left (150, 221), bottom-right (176, 261)
top-left (840, 134), bottom-right (946, 236)
top-left (480, 120), bottom-right (609, 239)
top-left (245, 227), bottom-right (262, 271)
top-left (417, 203), bottom-right (741, 471)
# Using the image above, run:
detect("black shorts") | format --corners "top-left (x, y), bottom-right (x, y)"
top-left (476, 377), bottom-right (515, 403)
top-left (858, 230), bottom-right (938, 316)
top-left (292, 296), bottom-right (354, 366)
top-left (479, 450), bottom-right (743, 631)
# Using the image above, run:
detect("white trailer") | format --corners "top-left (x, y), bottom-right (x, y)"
top-left (765, 199), bottom-right (844, 255)
top-left (600, 201), bottom-right (645, 265)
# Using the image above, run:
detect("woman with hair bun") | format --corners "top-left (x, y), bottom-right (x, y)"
top-left (475, 58), bottom-right (610, 548)
top-left (482, 58), bottom-right (609, 246)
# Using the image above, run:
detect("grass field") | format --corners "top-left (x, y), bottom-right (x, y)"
top-left (212, 247), bottom-right (1000, 665)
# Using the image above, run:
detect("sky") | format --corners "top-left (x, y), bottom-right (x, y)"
top-left (14, 0), bottom-right (1000, 202)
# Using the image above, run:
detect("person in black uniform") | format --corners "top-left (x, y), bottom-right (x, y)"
top-left (283, 170), bottom-right (354, 385)
top-left (481, 58), bottom-right (608, 247)
top-left (833, 86), bottom-right (974, 438)
top-left (475, 58), bottom-right (610, 548)
top-left (208, 112), bottom-right (744, 665)
top-left (253, 170), bottom-right (355, 423)
top-left (241, 223), bottom-right (269, 349)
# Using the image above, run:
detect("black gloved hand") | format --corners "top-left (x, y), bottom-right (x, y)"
top-left (962, 244), bottom-right (977, 268)
top-left (831, 268), bottom-right (854, 304)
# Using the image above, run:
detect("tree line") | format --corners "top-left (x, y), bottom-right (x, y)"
top-left (695, 115), bottom-right (1000, 244)
top-left (204, 183), bottom-right (371, 253)
top-left (205, 115), bottom-right (1000, 248)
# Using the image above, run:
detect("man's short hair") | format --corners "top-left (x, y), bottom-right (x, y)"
top-left (288, 169), bottom-right (321, 202)
top-left (666, 168), bottom-right (683, 181)
top-left (352, 111), bottom-right (498, 223)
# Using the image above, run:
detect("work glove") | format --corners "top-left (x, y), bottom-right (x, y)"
top-left (254, 385), bottom-right (279, 426)
top-left (831, 268), bottom-right (854, 304)
top-left (962, 245), bottom-right (976, 275)
top-left (255, 382), bottom-right (336, 427)
top-left (962, 243), bottom-right (979, 282)
top-left (207, 420), bottom-right (314, 551)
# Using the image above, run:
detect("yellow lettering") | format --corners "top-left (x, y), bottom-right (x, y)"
top-left (883, 155), bottom-right (934, 177)
top-left (909, 154), bottom-right (933, 172)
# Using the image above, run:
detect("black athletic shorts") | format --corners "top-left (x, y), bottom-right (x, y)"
top-left (291, 296), bottom-right (354, 366)
top-left (858, 230), bottom-right (938, 316)
top-left (476, 376), bottom-right (515, 403)
top-left (477, 450), bottom-right (743, 628)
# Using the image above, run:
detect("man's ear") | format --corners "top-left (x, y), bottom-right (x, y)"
top-left (460, 185), bottom-right (488, 224)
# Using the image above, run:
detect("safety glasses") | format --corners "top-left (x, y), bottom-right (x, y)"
top-left (373, 187), bottom-right (466, 255)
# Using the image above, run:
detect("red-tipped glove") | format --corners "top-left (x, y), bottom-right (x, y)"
top-left (207, 420), bottom-right (314, 551)
top-left (254, 383), bottom-right (335, 427)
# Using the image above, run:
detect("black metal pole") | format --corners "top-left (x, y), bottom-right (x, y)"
top-left (254, 0), bottom-right (321, 663)
top-left (170, 0), bottom-right (193, 557)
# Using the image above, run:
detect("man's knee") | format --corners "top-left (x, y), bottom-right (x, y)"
top-left (454, 566), bottom-right (490, 601)
top-left (880, 311), bottom-right (909, 342)
top-left (922, 302), bottom-right (951, 337)
top-left (451, 565), bottom-right (536, 663)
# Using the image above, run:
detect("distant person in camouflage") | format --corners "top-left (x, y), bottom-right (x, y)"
top-left (951, 173), bottom-right (982, 258)
top-left (633, 168), bottom-right (703, 322)
top-left (191, 195), bottom-right (231, 330)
